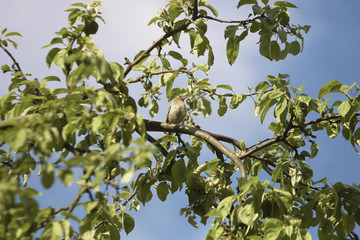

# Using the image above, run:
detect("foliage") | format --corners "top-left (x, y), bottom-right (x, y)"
top-left (0, 1), bottom-right (359, 239)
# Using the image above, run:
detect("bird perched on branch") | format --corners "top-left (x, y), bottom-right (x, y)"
top-left (165, 95), bottom-right (187, 148)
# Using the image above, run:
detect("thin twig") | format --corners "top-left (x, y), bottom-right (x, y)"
top-left (122, 191), bottom-right (137, 206)
top-left (128, 67), bottom-right (189, 84)
top-left (53, 206), bottom-right (69, 215)
top-left (240, 137), bottom-right (280, 160)
top-left (123, 20), bottom-right (192, 78)
top-left (64, 186), bottom-right (87, 219)
top-left (200, 14), bottom-right (265, 26)
top-left (0, 42), bottom-right (26, 80)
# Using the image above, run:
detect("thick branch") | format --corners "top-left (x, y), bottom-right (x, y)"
top-left (142, 130), bottom-right (168, 157)
top-left (0, 114), bottom-right (39, 129)
top-left (144, 119), bottom-right (247, 178)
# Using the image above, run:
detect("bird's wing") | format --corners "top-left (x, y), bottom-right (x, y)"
top-left (165, 104), bottom-right (172, 123)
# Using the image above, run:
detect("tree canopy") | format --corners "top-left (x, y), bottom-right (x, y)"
top-left (0, 1), bottom-right (359, 239)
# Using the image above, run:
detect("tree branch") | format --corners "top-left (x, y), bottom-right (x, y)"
top-left (0, 114), bottom-right (39, 129)
top-left (65, 185), bottom-right (87, 218)
top-left (304, 114), bottom-right (343, 126)
top-left (128, 66), bottom-right (189, 84)
top-left (191, 0), bottom-right (198, 21)
top-left (240, 137), bottom-right (279, 160)
top-left (121, 191), bottom-right (137, 206)
top-left (0, 42), bottom-right (26, 80)
top-left (144, 119), bottom-right (247, 178)
top-left (123, 20), bottom-right (192, 78)
top-left (199, 14), bottom-right (265, 26)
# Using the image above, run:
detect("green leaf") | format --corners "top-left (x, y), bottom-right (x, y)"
top-left (202, 97), bottom-right (212, 117)
top-left (240, 140), bottom-right (246, 150)
top-left (149, 100), bottom-right (159, 117)
top-left (195, 18), bottom-right (207, 35)
top-left (148, 16), bottom-right (158, 26)
top-left (274, 189), bottom-right (293, 210)
top-left (310, 142), bottom-right (319, 159)
top-left (288, 41), bottom-right (300, 55)
top-left (168, 51), bottom-right (187, 66)
top-left (226, 37), bottom-right (240, 65)
top-left (345, 101), bottom-right (360, 123)
top-left (207, 196), bottom-right (236, 220)
top-left (296, 94), bottom-right (311, 105)
top-left (53, 49), bottom-right (67, 69)
top-left (157, 182), bottom-right (169, 201)
top-left (239, 202), bottom-right (256, 225)
top-left (4, 31), bottom-right (23, 37)
top-left (1, 64), bottom-right (11, 73)
top-left (138, 95), bottom-right (149, 107)
top-left (58, 169), bottom-right (74, 187)
top-left (161, 57), bottom-right (171, 70)
top-left (318, 80), bottom-right (343, 99)
top-left (339, 83), bottom-right (353, 93)
top-left (354, 127), bottom-right (360, 148)
top-left (109, 62), bottom-right (124, 81)
top-left (168, 4), bottom-right (183, 23)
top-left (260, 99), bottom-right (277, 123)
top-left (12, 127), bottom-right (27, 151)
top-left (252, 4), bottom-right (263, 15)
top-left (238, 177), bottom-right (258, 196)
top-left (263, 218), bottom-right (284, 239)
top-left (199, 0), bottom-right (218, 17)
top-left (250, 21), bottom-right (262, 33)
top-left (259, 34), bottom-right (271, 59)
top-left (224, 25), bottom-right (238, 40)
top-left (41, 37), bottom-right (63, 49)
top-left (226, 31), bottom-right (248, 65)
top-left (217, 84), bottom-right (233, 91)
top-left (42, 163), bottom-right (55, 189)
top-left (171, 158), bottom-right (186, 185)
top-left (274, 1), bottom-right (297, 8)
top-left (46, 48), bottom-right (61, 68)
top-left (270, 41), bottom-right (281, 60)
top-left (165, 72), bottom-right (178, 98)
top-left (338, 101), bottom-right (351, 117)
top-left (91, 115), bottom-right (103, 133)
top-left (121, 169), bottom-right (135, 183)
top-left (218, 97), bottom-right (228, 117)
top-left (278, 30), bottom-right (287, 43)
top-left (196, 63), bottom-right (210, 75)
top-left (123, 213), bottom-right (135, 235)
top-left (230, 94), bottom-right (244, 109)
top-left (1, 27), bottom-right (7, 35)
top-left (51, 221), bottom-right (63, 240)
top-left (40, 76), bottom-right (61, 88)
top-left (275, 97), bottom-right (288, 123)
top-left (237, 0), bottom-right (258, 8)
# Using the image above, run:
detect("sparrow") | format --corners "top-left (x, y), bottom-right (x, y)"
top-left (165, 95), bottom-right (186, 148)
top-left (166, 95), bottom-right (187, 125)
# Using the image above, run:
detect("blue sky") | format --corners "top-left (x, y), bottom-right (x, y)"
top-left (1, 1), bottom-right (360, 239)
